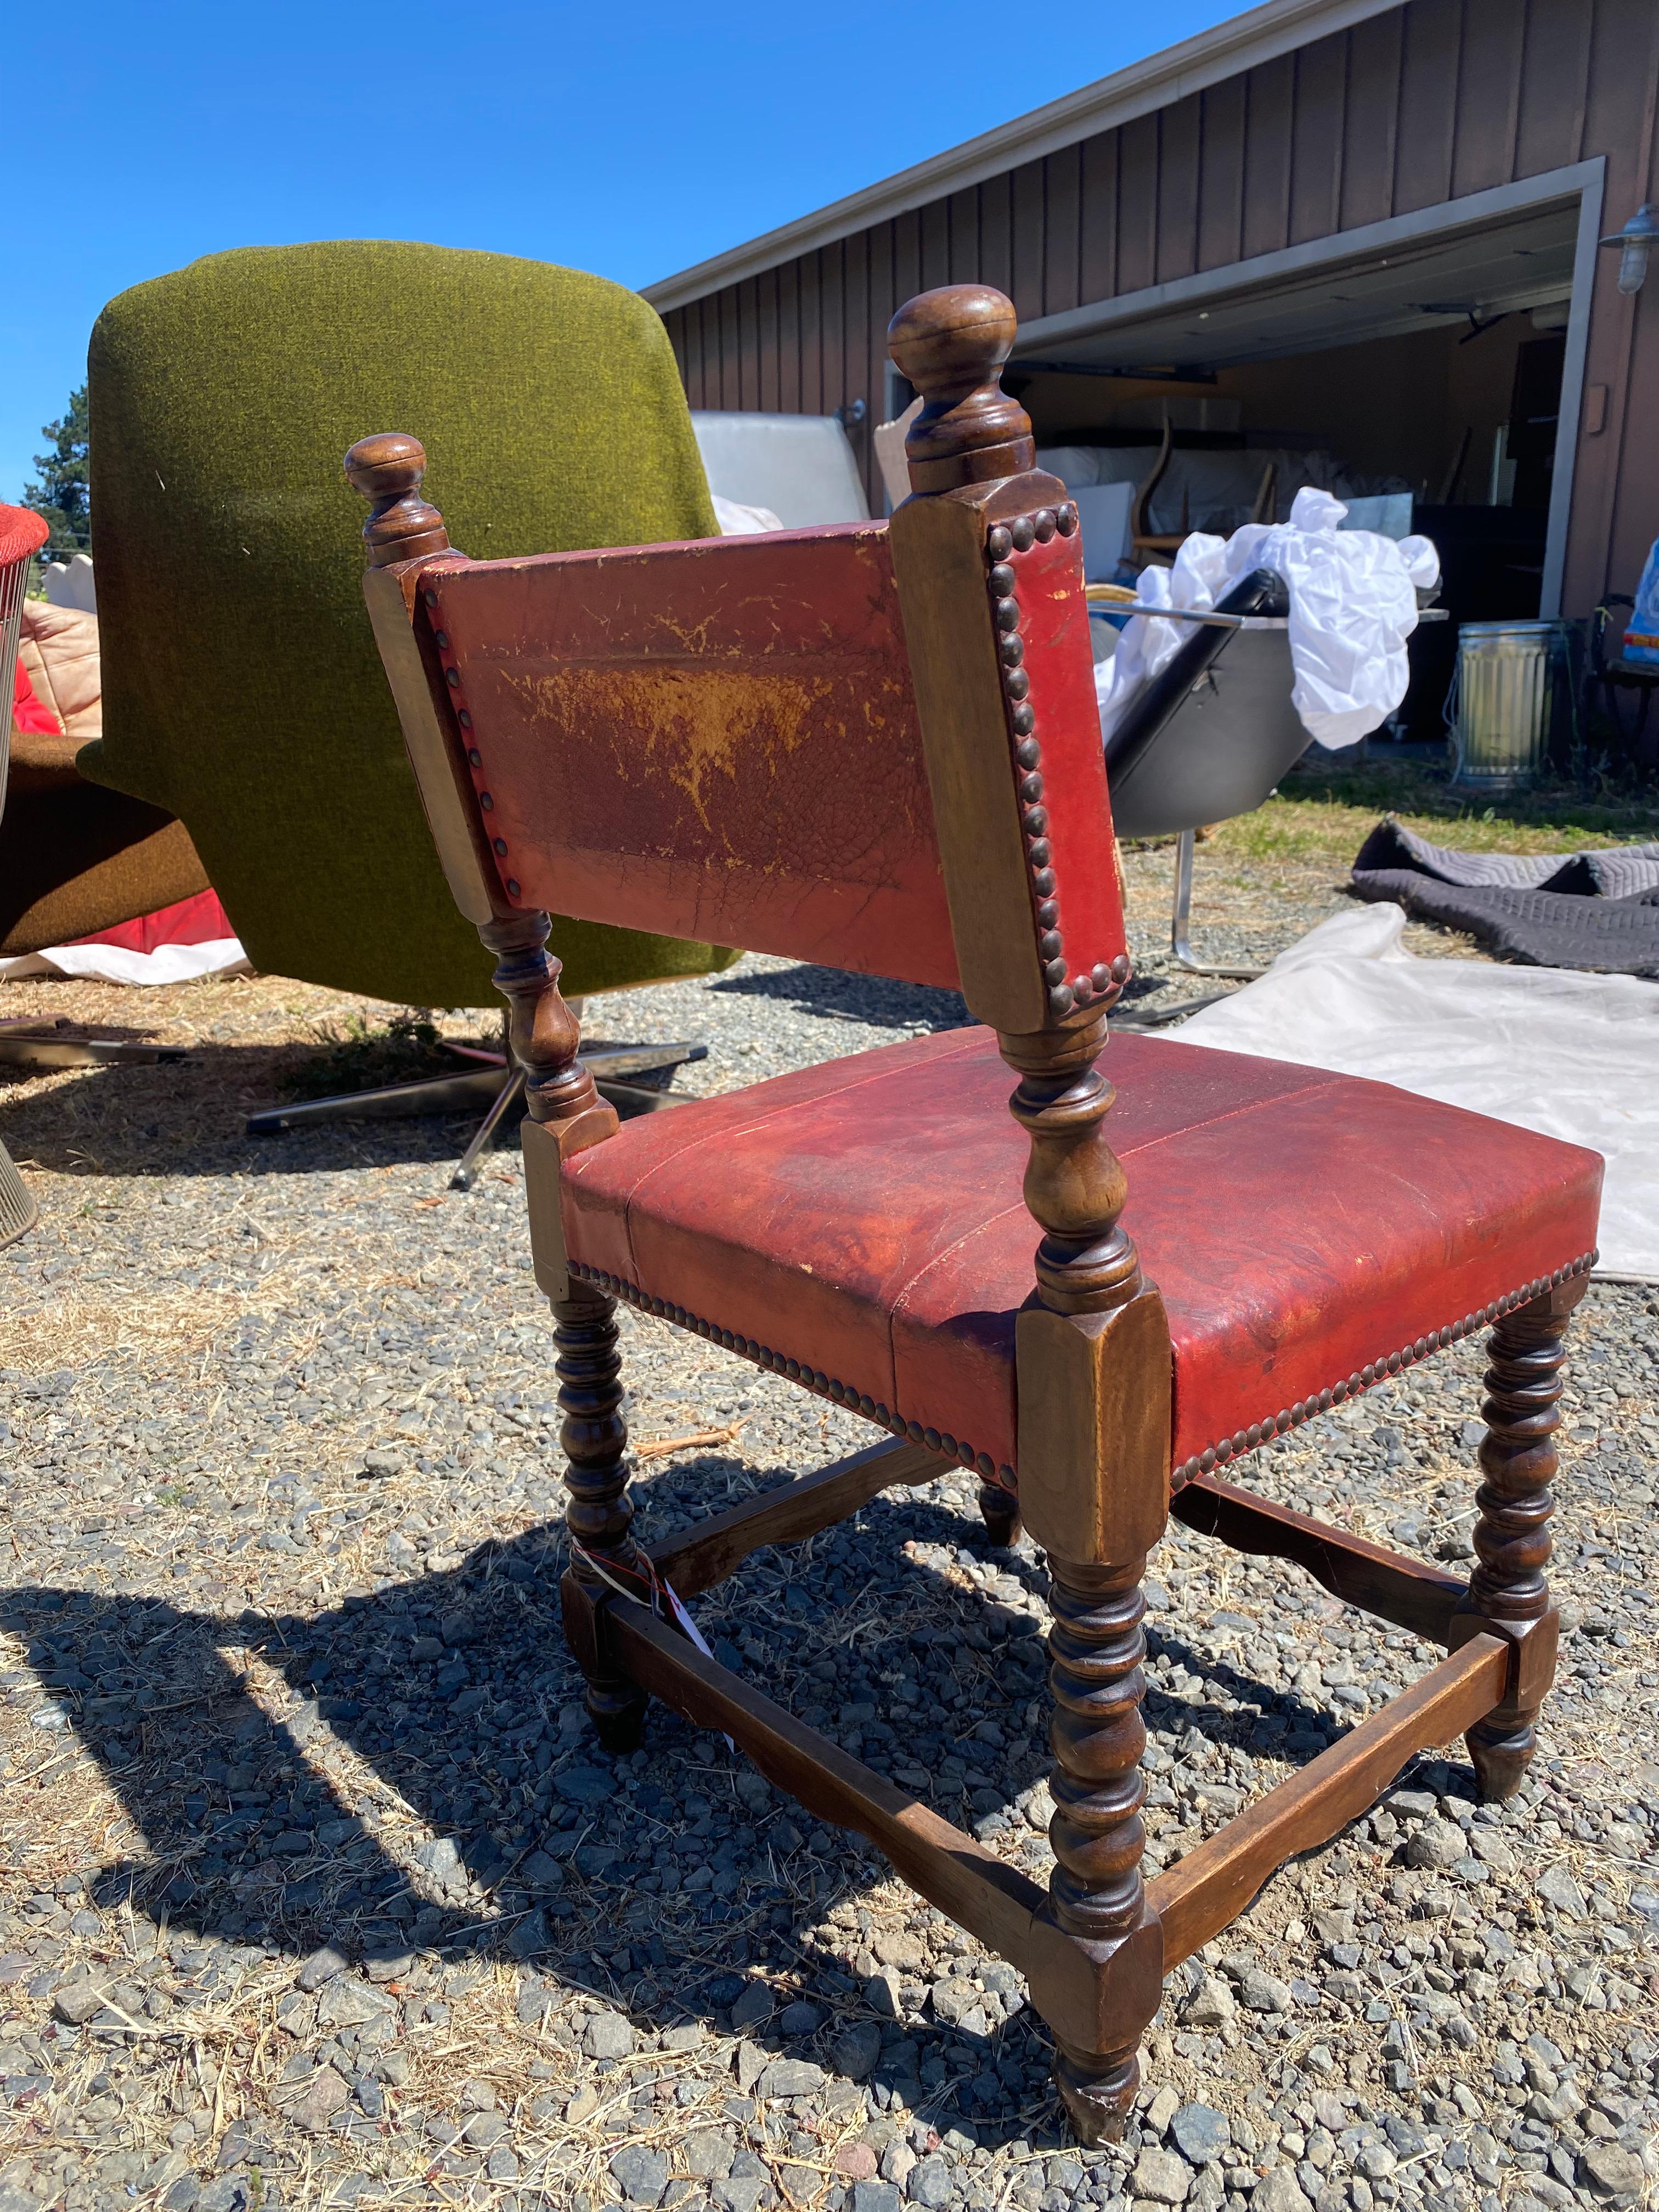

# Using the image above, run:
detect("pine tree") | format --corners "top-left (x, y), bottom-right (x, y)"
top-left (24, 385), bottom-right (91, 555)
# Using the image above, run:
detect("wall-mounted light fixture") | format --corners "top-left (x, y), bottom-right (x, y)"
top-left (1600, 203), bottom-right (1659, 296)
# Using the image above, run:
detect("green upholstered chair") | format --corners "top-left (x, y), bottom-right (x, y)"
top-left (78, 241), bottom-right (738, 1166)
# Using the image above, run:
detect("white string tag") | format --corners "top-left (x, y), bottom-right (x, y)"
top-left (659, 1576), bottom-right (736, 1752)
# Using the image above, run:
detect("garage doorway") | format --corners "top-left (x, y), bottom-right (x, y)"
top-left (1009, 159), bottom-right (1606, 626)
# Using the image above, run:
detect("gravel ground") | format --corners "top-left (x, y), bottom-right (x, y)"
top-left (0, 839), bottom-right (1655, 2212)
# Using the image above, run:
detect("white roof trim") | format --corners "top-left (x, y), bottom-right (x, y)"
top-left (645, 0), bottom-right (1405, 313)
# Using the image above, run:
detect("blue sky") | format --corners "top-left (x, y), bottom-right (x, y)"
top-left (7, 0), bottom-right (1247, 504)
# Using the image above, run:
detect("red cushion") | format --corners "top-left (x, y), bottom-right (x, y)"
top-left (65, 888), bottom-right (235, 953)
top-left (560, 1028), bottom-right (1602, 1484)
top-left (12, 656), bottom-right (61, 737)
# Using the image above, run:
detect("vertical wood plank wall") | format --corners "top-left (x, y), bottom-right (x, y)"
top-left (660, 0), bottom-right (1658, 614)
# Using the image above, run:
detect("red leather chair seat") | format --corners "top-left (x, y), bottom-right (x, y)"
top-left (560, 1027), bottom-right (1602, 1486)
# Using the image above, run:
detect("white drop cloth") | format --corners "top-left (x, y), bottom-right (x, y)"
top-left (0, 938), bottom-right (251, 986)
top-left (1175, 905), bottom-right (1659, 1282)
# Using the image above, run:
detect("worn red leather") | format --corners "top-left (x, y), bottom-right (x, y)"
top-left (560, 1028), bottom-right (1603, 1481)
top-left (421, 514), bottom-right (1130, 1000)
top-left (426, 526), bottom-right (958, 986)
top-left (1001, 521), bottom-right (1127, 990)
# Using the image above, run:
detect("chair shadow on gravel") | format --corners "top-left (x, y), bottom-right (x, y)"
top-left (0, 1489), bottom-right (1372, 2144)
top-left (709, 962), bottom-right (970, 1034)
top-left (0, 1045), bottom-right (520, 1180)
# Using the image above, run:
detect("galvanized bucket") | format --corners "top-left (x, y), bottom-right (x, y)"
top-left (1448, 620), bottom-right (1567, 792)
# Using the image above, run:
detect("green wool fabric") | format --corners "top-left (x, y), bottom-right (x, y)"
top-left (81, 240), bottom-right (736, 1006)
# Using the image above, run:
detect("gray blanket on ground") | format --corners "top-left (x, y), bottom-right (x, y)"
top-left (1351, 820), bottom-right (1659, 978)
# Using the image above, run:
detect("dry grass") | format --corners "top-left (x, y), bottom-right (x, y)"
top-left (1212, 755), bottom-right (1659, 868)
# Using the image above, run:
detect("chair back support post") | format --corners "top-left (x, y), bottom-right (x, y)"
top-left (347, 432), bottom-right (645, 1743)
top-left (882, 290), bottom-right (1170, 1452)
top-left (887, 289), bottom-right (1172, 2139)
top-left (343, 432), bottom-right (608, 1133)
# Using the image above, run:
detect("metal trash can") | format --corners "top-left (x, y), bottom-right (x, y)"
top-left (1448, 619), bottom-right (1567, 792)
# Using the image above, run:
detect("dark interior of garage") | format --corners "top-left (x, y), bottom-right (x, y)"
top-left (997, 199), bottom-right (1580, 745)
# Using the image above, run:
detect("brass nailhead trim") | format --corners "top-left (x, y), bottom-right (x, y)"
top-left (571, 1264), bottom-right (1017, 1498)
top-left (1169, 1251), bottom-right (1599, 1489)
top-left (984, 510), bottom-right (1131, 1024)
top-left (425, 597), bottom-right (516, 898)
top-left (577, 1249), bottom-right (1594, 1501)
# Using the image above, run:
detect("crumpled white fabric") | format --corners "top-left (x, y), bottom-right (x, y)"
top-left (1176, 902), bottom-right (1658, 1282)
top-left (0, 938), bottom-right (251, 985)
top-left (712, 493), bottom-right (783, 535)
top-left (1095, 487), bottom-right (1441, 751)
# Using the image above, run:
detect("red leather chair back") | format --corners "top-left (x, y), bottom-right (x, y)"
top-left (422, 521), bottom-right (958, 989)
top-left (417, 496), bottom-right (1127, 1031)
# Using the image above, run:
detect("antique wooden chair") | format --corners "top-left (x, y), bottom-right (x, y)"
top-left (348, 284), bottom-right (1602, 2143)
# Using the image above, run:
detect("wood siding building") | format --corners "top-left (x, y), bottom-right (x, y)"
top-left (647, 0), bottom-right (1658, 619)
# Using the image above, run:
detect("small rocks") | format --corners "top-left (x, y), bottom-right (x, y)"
top-left (1537, 1863), bottom-right (1588, 1917)
top-left (865, 1970), bottom-right (904, 2019)
top-left (1579, 2142), bottom-right (1647, 2201)
top-left (688, 2132), bottom-right (737, 2179)
top-left (3, 940), bottom-right (1655, 2204)
top-left (830, 2021), bottom-right (882, 2080)
top-left (1404, 1816), bottom-right (1466, 1870)
top-left (611, 2144), bottom-right (670, 2207)
top-left (583, 2008), bottom-right (637, 2060)
top-left (851, 2184), bottom-right (902, 2212)
top-left (1181, 1972), bottom-right (1235, 2027)
top-left (1130, 2146), bottom-right (1193, 2204)
top-left (757, 2057), bottom-right (825, 2098)
top-left (929, 1976), bottom-right (980, 2026)
top-left (1171, 2103), bottom-right (1231, 2164)
top-left (1253, 2171), bottom-right (1312, 2212)
top-left (1238, 1967), bottom-right (1294, 2013)
top-left (315, 1974), bottom-right (394, 2029)
top-left (554, 1764), bottom-right (613, 1806)
top-left (906, 2155), bottom-right (951, 2208)
top-left (290, 2063), bottom-right (349, 2132)
top-left (1145, 2083), bottom-right (1181, 2135)
top-left (730, 1980), bottom-right (774, 2032)
top-left (1386, 1789), bottom-right (1437, 1820)
top-left (297, 1943), bottom-right (349, 1990)
top-left (506, 1909), bottom-right (551, 1959)
top-left (52, 1977), bottom-right (108, 2025)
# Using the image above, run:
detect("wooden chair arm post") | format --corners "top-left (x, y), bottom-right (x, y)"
top-left (885, 285), bottom-right (1171, 2144)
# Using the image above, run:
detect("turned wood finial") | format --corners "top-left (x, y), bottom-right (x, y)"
top-left (886, 284), bottom-right (1035, 494)
top-left (343, 432), bottom-right (452, 567)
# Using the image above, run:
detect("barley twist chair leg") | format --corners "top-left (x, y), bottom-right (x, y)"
top-left (1045, 1553), bottom-right (1153, 2141)
top-left (556, 1282), bottom-right (649, 1753)
top-left (1463, 1282), bottom-right (1585, 1800)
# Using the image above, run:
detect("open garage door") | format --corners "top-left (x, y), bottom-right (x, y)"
top-left (1010, 162), bottom-right (1605, 623)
